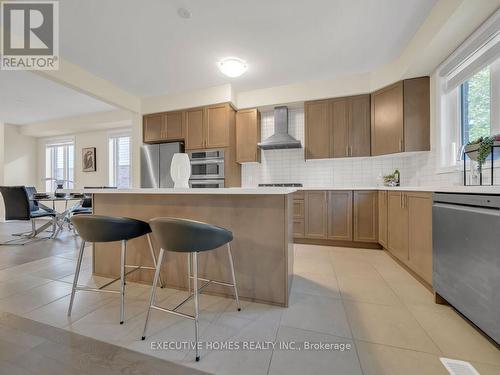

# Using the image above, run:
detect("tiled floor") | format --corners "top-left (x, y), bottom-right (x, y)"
top-left (0, 220), bottom-right (499, 375)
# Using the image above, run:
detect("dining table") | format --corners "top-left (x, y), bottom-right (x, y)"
top-left (31, 194), bottom-right (84, 238)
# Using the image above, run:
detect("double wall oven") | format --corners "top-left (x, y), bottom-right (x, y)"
top-left (188, 149), bottom-right (225, 188)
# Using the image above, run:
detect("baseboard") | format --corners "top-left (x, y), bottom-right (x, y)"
top-left (294, 238), bottom-right (382, 249)
top-left (382, 248), bottom-right (433, 292)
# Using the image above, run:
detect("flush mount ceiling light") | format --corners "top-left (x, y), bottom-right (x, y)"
top-left (217, 57), bottom-right (248, 78)
top-left (177, 7), bottom-right (191, 19)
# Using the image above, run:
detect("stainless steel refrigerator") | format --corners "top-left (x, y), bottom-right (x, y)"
top-left (140, 142), bottom-right (185, 188)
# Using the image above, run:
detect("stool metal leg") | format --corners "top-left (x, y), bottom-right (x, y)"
top-left (120, 240), bottom-right (126, 324)
top-left (227, 243), bottom-right (241, 311)
top-left (68, 240), bottom-right (86, 316)
top-left (187, 252), bottom-right (191, 294)
top-left (193, 251), bottom-right (200, 362)
top-left (146, 234), bottom-right (165, 288)
top-left (142, 248), bottom-right (165, 340)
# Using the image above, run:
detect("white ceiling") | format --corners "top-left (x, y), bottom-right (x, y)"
top-left (60, 0), bottom-right (437, 97)
top-left (0, 71), bottom-right (115, 125)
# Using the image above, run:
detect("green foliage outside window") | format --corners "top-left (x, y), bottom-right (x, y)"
top-left (462, 67), bottom-right (491, 143)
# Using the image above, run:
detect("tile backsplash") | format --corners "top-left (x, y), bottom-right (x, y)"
top-left (241, 108), bottom-right (462, 187)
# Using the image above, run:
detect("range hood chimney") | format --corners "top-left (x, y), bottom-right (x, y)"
top-left (258, 106), bottom-right (302, 150)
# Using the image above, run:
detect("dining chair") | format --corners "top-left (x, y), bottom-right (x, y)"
top-left (0, 186), bottom-right (57, 245)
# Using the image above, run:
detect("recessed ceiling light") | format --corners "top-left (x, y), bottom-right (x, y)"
top-left (217, 57), bottom-right (248, 78)
top-left (177, 8), bottom-right (191, 19)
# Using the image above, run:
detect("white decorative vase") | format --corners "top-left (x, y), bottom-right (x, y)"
top-left (170, 153), bottom-right (191, 188)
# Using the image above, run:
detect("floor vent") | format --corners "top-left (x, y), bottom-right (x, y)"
top-left (440, 358), bottom-right (480, 375)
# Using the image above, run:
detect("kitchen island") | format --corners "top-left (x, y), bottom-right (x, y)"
top-left (77, 188), bottom-right (295, 307)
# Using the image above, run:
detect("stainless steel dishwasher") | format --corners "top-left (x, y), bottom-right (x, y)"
top-left (433, 192), bottom-right (500, 344)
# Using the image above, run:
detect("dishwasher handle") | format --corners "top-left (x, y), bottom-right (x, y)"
top-left (433, 202), bottom-right (500, 216)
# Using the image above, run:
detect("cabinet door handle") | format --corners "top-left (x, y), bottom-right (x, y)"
top-left (399, 139), bottom-right (403, 152)
top-left (346, 145), bottom-right (349, 157)
top-left (349, 145), bottom-right (352, 157)
top-left (400, 193), bottom-right (403, 208)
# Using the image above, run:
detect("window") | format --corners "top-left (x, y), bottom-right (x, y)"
top-left (45, 140), bottom-right (74, 191)
top-left (437, 10), bottom-right (499, 170)
top-left (460, 66), bottom-right (491, 144)
top-left (108, 132), bottom-right (131, 188)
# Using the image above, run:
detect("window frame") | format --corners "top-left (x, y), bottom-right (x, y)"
top-left (435, 10), bottom-right (499, 173)
top-left (108, 130), bottom-right (132, 189)
top-left (44, 137), bottom-right (75, 191)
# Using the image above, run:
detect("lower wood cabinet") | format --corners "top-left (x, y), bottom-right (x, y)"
top-left (378, 190), bottom-right (388, 248)
top-left (387, 191), bottom-right (409, 261)
top-left (353, 191), bottom-right (378, 243)
top-left (293, 191), bottom-right (306, 238)
top-left (293, 218), bottom-right (305, 238)
top-left (327, 191), bottom-right (352, 241)
top-left (407, 192), bottom-right (433, 284)
top-left (295, 188), bottom-right (432, 286)
top-left (386, 190), bottom-right (432, 285)
top-left (304, 191), bottom-right (328, 239)
top-left (299, 190), bottom-right (377, 244)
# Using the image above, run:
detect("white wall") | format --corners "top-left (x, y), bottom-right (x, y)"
top-left (74, 130), bottom-right (109, 188)
top-left (0, 124), bottom-right (38, 220)
top-left (4, 125), bottom-right (37, 186)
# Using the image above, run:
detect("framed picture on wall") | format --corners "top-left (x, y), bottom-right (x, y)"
top-left (82, 147), bottom-right (96, 172)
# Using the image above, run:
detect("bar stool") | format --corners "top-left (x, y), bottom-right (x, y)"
top-left (141, 217), bottom-right (241, 362)
top-left (68, 215), bottom-right (165, 324)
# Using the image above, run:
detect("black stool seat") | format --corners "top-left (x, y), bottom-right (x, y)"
top-left (149, 217), bottom-right (233, 252)
top-left (71, 215), bottom-right (151, 243)
top-left (72, 207), bottom-right (92, 215)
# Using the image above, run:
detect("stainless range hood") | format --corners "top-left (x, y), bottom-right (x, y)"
top-left (258, 106), bottom-right (302, 150)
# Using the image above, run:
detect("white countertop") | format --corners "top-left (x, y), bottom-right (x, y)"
top-left (63, 187), bottom-right (298, 195)
top-left (63, 185), bottom-right (500, 196)
top-left (296, 186), bottom-right (500, 194)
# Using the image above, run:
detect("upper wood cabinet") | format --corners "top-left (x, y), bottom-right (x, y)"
top-left (378, 190), bottom-right (388, 248)
top-left (163, 111), bottom-right (184, 141)
top-left (407, 192), bottom-right (433, 284)
top-left (185, 107), bottom-right (205, 150)
top-left (371, 77), bottom-right (429, 156)
top-left (349, 95), bottom-right (371, 157)
top-left (404, 78), bottom-right (430, 152)
top-left (143, 114), bottom-right (163, 143)
top-left (236, 108), bottom-right (261, 163)
top-left (143, 112), bottom-right (184, 143)
top-left (305, 100), bottom-right (331, 159)
top-left (304, 191), bottom-right (328, 239)
top-left (144, 103), bottom-right (235, 150)
top-left (331, 98), bottom-right (349, 158)
top-left (206, 104), bottom-right (230, 148)
top-left (305, 94), bottom-right (370, 160)
top-left (327, 190), bottom-right (352, 241)
top-left (353, 191), bottom-right (378, 243)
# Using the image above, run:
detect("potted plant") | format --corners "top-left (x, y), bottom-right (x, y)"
top-left (464, 135), bottom-right (500, 167)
